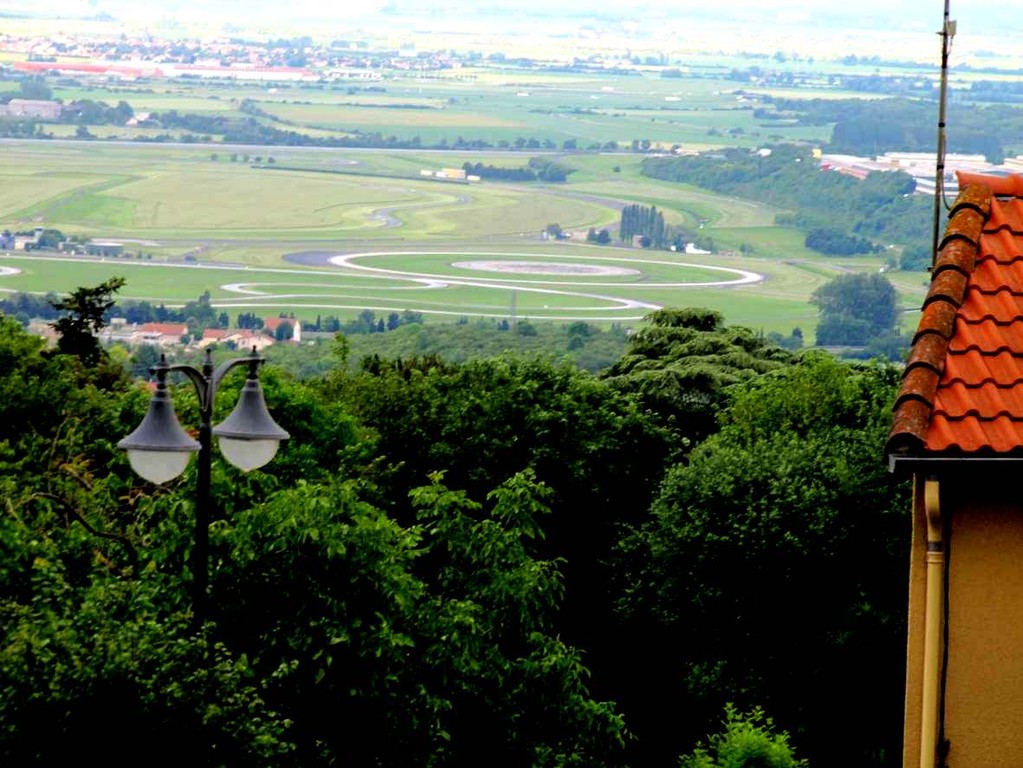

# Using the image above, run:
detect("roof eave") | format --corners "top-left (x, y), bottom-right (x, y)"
top-left (888, 452), bottom-right (1023, 476)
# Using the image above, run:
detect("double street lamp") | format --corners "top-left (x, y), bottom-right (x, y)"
top-left (119, 346), bottom-right (289, 625)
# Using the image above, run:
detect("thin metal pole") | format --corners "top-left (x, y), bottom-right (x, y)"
top-left (160, 347), bottom-right (266, 629)
top-left (931, 0), bottom-right (953, 268)
top-left (192, 351), bottom-right (215, 629)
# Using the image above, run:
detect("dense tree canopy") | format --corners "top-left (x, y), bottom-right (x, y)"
top-left (619, 353), bottom-right (909, 766)
top-left (0, 295), bottom-right (914, 767)
top-left (0, 316), bottom-right (629, 766)
top-left (641, 145), bottom-right (931, 258)
top-left (602, 308), bottom-right (791, 447)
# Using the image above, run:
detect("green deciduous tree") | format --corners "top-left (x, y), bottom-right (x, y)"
top-left (18, 75), bottom-right (51, 101)
top-left (212, 472), bottom-right (627, 766)
top-left (680, 705), bottom-right (806, 768)
top-left (49, 276), bottom-right (126, 366)
top-left (811, 272), bottom-right (898, 346)
top-left (619, 353), bottom-right (909, 766)
top-left (602, 308), bottom-right (791, 448)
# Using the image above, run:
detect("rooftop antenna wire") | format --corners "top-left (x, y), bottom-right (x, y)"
top-left (932, 0), bottom-right (955, 268)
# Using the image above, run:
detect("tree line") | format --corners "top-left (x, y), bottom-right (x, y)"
top-left (461, 158), bottom-right (572, 183)
top-left (641, 143), bottom-right (932, 269)
top-left (752, 96), bottom-right (1012, 163)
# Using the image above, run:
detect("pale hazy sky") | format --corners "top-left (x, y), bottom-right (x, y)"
top-left (4, 0), bottom-right (1022, 39)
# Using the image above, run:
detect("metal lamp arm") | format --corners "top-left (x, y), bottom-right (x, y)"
top-left (165, 364), bottom-right (213, 415)
top-left (159, 348), bottom-right (264, 417)
top-left (210, 355), bottom-right (259, 392)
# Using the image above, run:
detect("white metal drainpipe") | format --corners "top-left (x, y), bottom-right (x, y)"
top-left (921, 476), bottom-right (944, 768)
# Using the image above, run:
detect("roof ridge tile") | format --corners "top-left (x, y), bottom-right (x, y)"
top-left (888, 182), bottom-right (991, 456)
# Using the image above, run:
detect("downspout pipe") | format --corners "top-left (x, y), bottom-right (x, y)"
top-left (921, 476), bottom-right (944, 768)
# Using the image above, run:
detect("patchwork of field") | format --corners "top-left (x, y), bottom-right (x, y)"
top-left (36, 63), bottom-right (840, 150)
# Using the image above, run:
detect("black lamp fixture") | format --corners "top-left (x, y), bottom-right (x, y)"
top-left (118, 346), bottom-right (289, 625)
top-left (119, 346), bottom-right (288, 482)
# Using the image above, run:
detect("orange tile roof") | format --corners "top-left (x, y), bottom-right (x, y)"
top-left (263, 317), bottom-right (296, 330)
top-left (888, 173), bottom-right (1023, 457)
top-left (140, 322), bottom-right (189, 337)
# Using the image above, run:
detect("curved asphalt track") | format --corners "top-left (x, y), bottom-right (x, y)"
top-left (0, 251), bottom-right (765, 322)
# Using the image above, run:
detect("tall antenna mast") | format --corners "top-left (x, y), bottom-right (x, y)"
top-left (932, 0), bottom-right (955, 268)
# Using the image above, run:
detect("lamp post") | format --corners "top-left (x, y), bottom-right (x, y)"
top-left (118, 346), bottom-right (289, 626)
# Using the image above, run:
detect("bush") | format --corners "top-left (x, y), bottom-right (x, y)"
top-left (680, 705), bottom-right (806, 768)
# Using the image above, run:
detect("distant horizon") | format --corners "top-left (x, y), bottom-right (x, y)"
top-left (4, 0), bottom-right (1023, 65)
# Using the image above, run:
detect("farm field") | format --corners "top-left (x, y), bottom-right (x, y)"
top-left (35, 61), bottom-right (839, 150)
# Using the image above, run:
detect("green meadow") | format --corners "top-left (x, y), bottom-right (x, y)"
top-left (0, 135), bottom-right (924, 337)
top-left (0, 60), bottom-right (929, 337)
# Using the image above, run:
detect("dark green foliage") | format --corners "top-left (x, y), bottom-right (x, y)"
top-left (331, 354), bottom-right (673, 734)
top-left (620, 354), bottom-right (909, 766)
top-left (212, 474), bottom-right (627, 766)
top-left (18, 76), bottom-right (51, 100)
top-left (619, 203), bottom-right (668, 248)
top-left (1, 287), bottom-right (916, 767)
top-left (805, 226), bottom-right (880, 256)
top-left (755, 96), bottom-right (1005, 162)
top-left (642, 145), bottom-right (931, 253)
top-left (462, 160), bottom-right (538, 181)
top-left (0, 318), bottom-right (624, 766)
top-left (899, 243), bottom-right (932, 272)
top-left (0, 291), bottom-right (59, 325)
top-left (811, 272), bottom-right (898, 346)
top-left (273, 320), bottom-right (294, 341)
top-left (49, 276), bottom-right (126, 366)
top-left (270, 321), bottom-right (630, 376)
top-left (59, 99), bottom-right (134, 126)
top-left (333, 353), bottom-right (671, 543)
top-left (602, 308), bottom-right (791, 447)
top-left (766, 327), bottom-right (803, 351)
top-left (680, 705), bottom-right (806, 768)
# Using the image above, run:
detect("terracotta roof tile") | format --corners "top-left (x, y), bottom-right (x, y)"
top-left (948, 319), bottom-right (1023, 355)
top-left (925, 414), bottom-right (1023, 454)
top-left (984, 196), bottom-right (1023, 233)
top-left (933, 237), bottom-right (977, 275)
top-left (928, 269), bottom-right (970, 306)
top-left (884, 174), bottom-right (1023, 457)
top-left (940, 348), bottom-right (1023, 385)
top-left (932, 380), bottom-right (1023, 418)
top-left (969, 260), bottom-right (1023, 294)
top-left (907, 333), bottom-right (950, 371)
top-left (913, 301), bottom-right (958, 342)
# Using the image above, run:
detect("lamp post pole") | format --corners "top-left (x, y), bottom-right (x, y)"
top-left (119, 346), bottom-right (289, 628)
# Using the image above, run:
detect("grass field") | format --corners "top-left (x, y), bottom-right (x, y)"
top-left (0, 135), bottom-right (927, 338)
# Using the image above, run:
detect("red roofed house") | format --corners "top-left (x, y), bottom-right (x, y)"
top-left (888, 172), bottom-right (1023, 768)
top-left (199, 328), bottom-right (274, 351)
top-left (137, 322), bottom-right (189, 346)
top-left (263, 316), bottom-right (301, 343)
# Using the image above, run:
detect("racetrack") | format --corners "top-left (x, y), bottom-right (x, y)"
top-left (0, 249), bottom-right (766, 323)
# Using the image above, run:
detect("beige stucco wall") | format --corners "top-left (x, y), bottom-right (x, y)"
top-left (904, 475), bottom-right (1023, 768)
